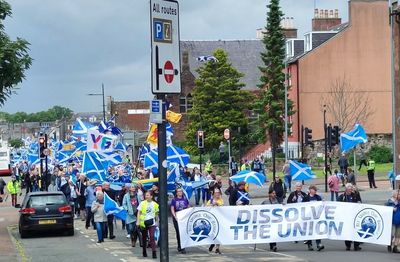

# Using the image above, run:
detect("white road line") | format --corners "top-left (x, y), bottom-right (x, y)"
top-left (80, 231), bottom-right (84, 234)
top-left (90, 239), bottom-right (95, 242)
top-left (249, 246), bottom-right (298, 258)
top-left (0, 217), bottom-right (5, 222)
top-left (113, 254), bottom-right (118, 257)
top-left (75, 227), bottom-right (80, 230)
top-left (104, 248), bottom-right (109, 251)
top-left (84, 235), bottom-right (89, 238)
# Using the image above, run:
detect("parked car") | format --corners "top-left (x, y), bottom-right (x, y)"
top-left (18, 191), bottom-right (74, 238)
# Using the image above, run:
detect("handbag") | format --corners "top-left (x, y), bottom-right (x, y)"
top-left (144, 218), bottom-right (154, 227)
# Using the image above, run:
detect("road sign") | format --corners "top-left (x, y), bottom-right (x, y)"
top-left (151, 0), bottom-right (181, 94)
top-left (43, 148), bottom-right (50, 156)
top-left (224, 129), bottom-right (230, 140)
top-left (149, 99), bottom-right (163, 124)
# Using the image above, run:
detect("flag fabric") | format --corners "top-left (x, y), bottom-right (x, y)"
top-left (87, 129), bottom-right (117, 152)
top-left (138, 144), bottom-right (150, 161)
top-left (144, 145), bottom-right (190, 170)
top-left (289, 160), bottom-right (316, 181)
top-left (340, 124), bottom-right (368, 153)
top-left (82, 152), bottom-right (107, 181)
top-left (72, 118), bottom-right (95, 141)
top-left (114, 142), bottom-right (130, 152)
top-left (104, 192), bottom-right (127, 221)
top-left (97, 151), bottom-right (123, 167)
top-left (196, 55), bottom-right (218, 63)
top-left (146, 124), bottom-right (158, 145)
top-left (166, 110), bottom-right (182, 124)
top-left (230, 170), bottom-right (265, 187)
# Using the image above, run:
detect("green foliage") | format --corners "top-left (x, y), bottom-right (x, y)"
top-left (254, 0), bottom-right (295, 143)
top-left (368, 145), bottom-right (392, 164)
top-left (9, 138), bottom-right (23, 148)
top-left (185, 49), bottom-right (255, 155)
top-left (0, 106), bottom-right (73, 123)
top-left (0, 0), bottom-right (32, 105)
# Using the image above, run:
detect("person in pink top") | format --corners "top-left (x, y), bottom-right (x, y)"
top-left (328, 170), bottom-right (340, 201)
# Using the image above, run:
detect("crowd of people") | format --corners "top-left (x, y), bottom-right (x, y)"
top-left (1, 154), bottom-right (400, 257)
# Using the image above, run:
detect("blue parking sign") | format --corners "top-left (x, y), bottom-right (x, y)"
top-left (154, 21), bottom-right (163, 41)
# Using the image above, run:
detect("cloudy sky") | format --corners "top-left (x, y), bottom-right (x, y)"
top-left (2, 0), bottom-right (348, 113)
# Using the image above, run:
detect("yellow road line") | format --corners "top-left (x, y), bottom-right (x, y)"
top-left (7, 225), bottom-right (29, 262)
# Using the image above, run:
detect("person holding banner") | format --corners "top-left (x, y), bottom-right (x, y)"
top-left (137, 190), bottom-right (159, 259)
top-left (386, 190), bottom-right (400, 253)
top-left (207, 188), bottom-right (224, 254)
top-left (305, 185), bottom-right (325, 251)
top-left (261, 189), bottom-right (279, 252)
top-left (338, 183), bottom-right (362, 251)
top-left (287, 182), bottom-right (308, 204)
top-left (170, 187), bottom-right (190, 254)
top-left (229, 181), bottom-right (250, 206)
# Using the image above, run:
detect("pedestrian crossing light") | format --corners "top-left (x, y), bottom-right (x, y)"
top-left (197, 130), bottom-right (204, 149)
top-left (304, 127), bottom-right (313, 146)
top-left (333, 125), bottom-right (341, 145)
top-left (38, 135), bottom-right (47, 159)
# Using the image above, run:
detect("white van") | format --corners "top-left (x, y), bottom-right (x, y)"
top-left (0, 148), bottom-right (12, 176)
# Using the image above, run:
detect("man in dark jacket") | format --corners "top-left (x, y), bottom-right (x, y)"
top-left (229, 182), bottom-right (250, 206)
top-left (338, 183), bottom-right (362, 251)
top-left (103, 182), bottom-right (116, 240)
top-left (305, 185), bottom-right (324, 251)
top-left (287, 182), bottom-right (309, 203)
top-left (338, 153), bottom-right (349, 176)
top-left (269, 175), bottom-right (286, 203)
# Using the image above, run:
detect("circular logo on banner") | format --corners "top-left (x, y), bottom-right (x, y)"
top-left (164, 61), bottom-right (174, 84)
top-left (186, 210), bottom-right (219, 242)
top-left (354, 208), bottom-right (384, 239)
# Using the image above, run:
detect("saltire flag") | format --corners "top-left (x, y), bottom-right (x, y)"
top-left (138, 144), bottom-right (150, 161)
top-left (82, 152), bottom-right (107, 181)
top-left (144, 145), bottom-right (190, 170)
top-left (72, 118), bottom-right (96, 141)
top-left (27, 153), bottom-right (40, 166)
top-left (289, 160), bottom-right (316, 181)
top-left (340, 124), bottom-right (368, 153)
top-left (97, 151), bottom-right (123, 167)
top-left (98, 120), bottom-right (123, 136)
top-left (87, 129), bottom-right (117, 152)
top-left (230, 170), bottom-right (265, 187)
top-left (104, 192), bottom-right (127, 221)
top-left (196, 55), bottom-right (218, 63)
top-left (114, 142), bottom-right (130, 152)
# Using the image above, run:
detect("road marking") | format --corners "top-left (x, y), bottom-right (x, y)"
top-left (113, 254), bottom-right (118, 257)
top-left (0, 217), bottom-right (5, 222)
top-left (7, 225), bottom-right (28, 262)
top-left (80, 231), bottom-right (84, 234)
top-left (76, 227), bottom-right (80, 230)
top-left (104, 248), bottom-right (109, 251)
top-left (90, 239), bottom-right (95, 242)
top-left (249, 246), bottom-right (298, 258)
top-left (84, 235), bottom-right (89, 238)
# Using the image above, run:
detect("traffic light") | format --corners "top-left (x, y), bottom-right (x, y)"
top-left (304, 127), bottom-right (313, 146)
top-left (197, 130), bottom-right (204, 149)
top-left (38, 134), bottom-right (47, 159)
top-left (333, 125), bottom-right (341, 146)
top-left (328, 125), bottom-right (341, 149)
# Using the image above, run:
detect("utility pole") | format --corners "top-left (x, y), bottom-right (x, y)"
top-left (323, 106), bottom-right (328, 192)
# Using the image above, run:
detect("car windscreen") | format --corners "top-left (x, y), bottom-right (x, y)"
top-left (27, 195), bottom-right (66, 207)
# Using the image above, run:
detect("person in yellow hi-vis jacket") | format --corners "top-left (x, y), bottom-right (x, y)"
top-left (7, 175), bottom-right (20, 206)
top-left (367, 158), bottom-right (377, 189)
top-left (137, 190), bottom-right (159, 259)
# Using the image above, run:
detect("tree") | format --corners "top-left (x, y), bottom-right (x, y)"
top-left (321, 76), bottom-right (374, 132)
top-left (0, 1), bottom-right (32, 105)
top-left (186, 49), bottom-right (254, 155)
top-left (0, 106), bottom-right (73, 123)
top-left (9, 138), bottom-right (23, 148)
top-left (254, 0), bottom-right (294, 143)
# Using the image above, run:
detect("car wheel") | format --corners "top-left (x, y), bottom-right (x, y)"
top-left (19, 228), bottom-right (29, 239)
top-left (67, 228), bottom-right (74, 236)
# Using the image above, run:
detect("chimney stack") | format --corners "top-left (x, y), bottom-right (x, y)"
top-left (312, 8), bottom-right (342, 31)
top-left (280, 17), bottom-right (297, 39)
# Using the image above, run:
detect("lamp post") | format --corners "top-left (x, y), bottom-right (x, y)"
top-left (87, 83), bottom-right (106, 121)
top-left (323, 105), bottom-right (328, 192)
top-left (284, 46), bottom-right (289, 161)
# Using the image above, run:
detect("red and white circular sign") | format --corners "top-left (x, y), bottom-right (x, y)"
top-left (224, 129), bottom-right (230, 140)
top-left (164, 60), bottom-right (174, 84)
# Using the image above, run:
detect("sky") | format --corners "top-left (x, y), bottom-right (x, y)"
top-left (2, 0), bottom-right (348, 113)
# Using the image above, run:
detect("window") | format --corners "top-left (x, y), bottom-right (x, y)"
top-left (304, 33), bottom-right (312, 52)
top-left (286, 40), bottom-right (293, 59)
top-left (179, 94), bottom-right (193, 113)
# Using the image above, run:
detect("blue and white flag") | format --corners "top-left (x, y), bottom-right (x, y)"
top-left (104, 192), bottom-right (127, 221)
top-left (138, 144), bottom-right (150, 161)
top-left (82, 152), bottom-right (107, 181)
top-left (340, 124), bottom-right (368, 153)
top-left (289, 160), bottom-right (316, 181)
top-left (230, 170), bottom-right (265, 187)
top-left (196, 55), bottom-right (219, 63)
top-left (144, 145), bottom-right (190, 170)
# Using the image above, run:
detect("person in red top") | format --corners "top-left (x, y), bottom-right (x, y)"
top-left (328, 170), bottom-right (340, 201)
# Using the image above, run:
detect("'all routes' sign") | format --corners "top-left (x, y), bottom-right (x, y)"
top-left (150, 0), bottom-right (181, 94)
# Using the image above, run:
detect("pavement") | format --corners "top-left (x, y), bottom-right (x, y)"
top-left (1, 174), bottom-right (400, 262)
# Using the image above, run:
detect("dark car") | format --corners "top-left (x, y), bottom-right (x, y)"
top-left (18, 191), bottom-right (74, 238)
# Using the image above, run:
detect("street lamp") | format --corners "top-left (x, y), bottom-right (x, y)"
top-left (87, 83), bottom-right (106, 122)
top-left (323, 105), bottom-right (328, 192)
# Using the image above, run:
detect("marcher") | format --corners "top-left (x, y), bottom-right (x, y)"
top-left (386, 190), bottom-right (400, 253)
top-left (229, 181), bottom-right (249, 206)
top-left (192, 168), bottom-right (202, 206)
top-left (287, 182), bottom-right (308, 204)
top-left (282, 160), bottom-right (291, 192)
top-left (207, 188), bottom-right (224, 254)
top-left (122, 184), bottom-right (141, 248)
top-left (68, 179), bottom-right (78, 217)
top-left (76, 173), bottom-right (87, 220)
top-left (0, 177), bottom-right (6, 202)
top-left (305, 185), bottom-right (324, 251)
top-left (261, 189), bottom-right (279, 252)
top-left (338, 153), bottom-right (349, 176)
top-left (347, 168), bottom-right (356, 185)
top-left (367, 158), bottom-right (377, 188)
top-left (231, 158), bottom-right (238, 176)
top-left (91, 190), bottom-right (107, 243)
top-left (137, 190), bottom-right (159, 259)
top-left (328, 170), bottom-right (340, 201)
top-left (6, 175), bottom-right (20, 206)
top-left (358, 146), bottom-right (368, 171)
top-left (102, 182), bottom-right (116, 239)
top-left (269, 175), bottom-right (286, 203)
top-left (170, 187), bottom-right (190, 254)
top-left (252, 158), bottom-right (262, 173)
top-left (219, 142), bottom-right (225, 163)
top-left (338, 184), bottom-right (362, 251)
top-left (205, 159), bottom-right (213, 174)
top-left (85, 179), bottom-right (97, 229)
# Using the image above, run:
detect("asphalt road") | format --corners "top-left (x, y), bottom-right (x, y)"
top-left (1, 175), bottom-right (400, 262)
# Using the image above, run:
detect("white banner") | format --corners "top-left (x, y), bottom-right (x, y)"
top-left (177, 202), bottom-right (393, 248)
top-left (86, 129), bottom-right (117, 152)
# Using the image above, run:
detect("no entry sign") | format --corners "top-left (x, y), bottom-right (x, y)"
top-left (151, 0), bottom-right (181, 94)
